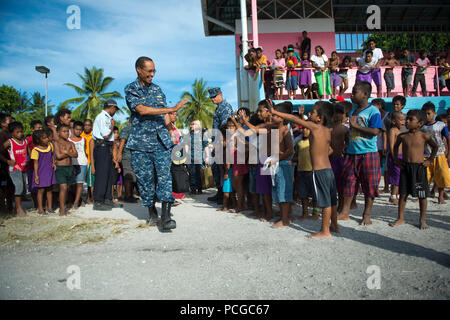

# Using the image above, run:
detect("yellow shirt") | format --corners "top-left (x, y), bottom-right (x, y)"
top-left (81, 131), bottom-right (93, 164)
top-left (296, 139), bottom-right (312, 171)
top-left (30, 144), bottom-right (53, 160)
top-left (256, 55), bottom-right (268, 67)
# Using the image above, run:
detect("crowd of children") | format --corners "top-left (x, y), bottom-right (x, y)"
top-left (202, 81), bottom-right (449, 238)
top-left (244, 38), bottom-right (450, 100)
top-left (0, 109), bottom-right (135, 217)
top-left (1, 79), bottom-right (449, 239)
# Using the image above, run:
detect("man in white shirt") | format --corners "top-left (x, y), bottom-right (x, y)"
top-left (92, 99), bottom-right (120, 211)
top-left (363, 39), bottom-right (384, 97)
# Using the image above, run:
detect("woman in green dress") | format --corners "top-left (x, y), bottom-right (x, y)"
top-left (310, 46), bottom-right (332, 98)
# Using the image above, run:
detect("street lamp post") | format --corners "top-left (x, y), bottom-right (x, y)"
top-left (35, 66), bottom-right (50, 116)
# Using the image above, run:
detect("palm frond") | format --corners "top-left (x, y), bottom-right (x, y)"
top-left (64, 83), bottom-right (87, 96)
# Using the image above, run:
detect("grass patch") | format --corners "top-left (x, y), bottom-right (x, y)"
top-left (0, 213), bottom-right (133, 247)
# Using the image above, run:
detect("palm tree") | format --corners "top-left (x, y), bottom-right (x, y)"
top-left (176, 78), bottom-right (216, 129)
top-left (60, 66), bottom-right (123, 121)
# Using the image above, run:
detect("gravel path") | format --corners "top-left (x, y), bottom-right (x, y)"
top-left (1, 189), bottom-right (449, 300)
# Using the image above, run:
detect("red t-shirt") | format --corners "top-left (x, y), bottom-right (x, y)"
top-left (26, 135), bottom-right (34, 170)
top-left (287, 56), bottom-right (298, 76)
top-left (8, 138), bottom-right (28, 172)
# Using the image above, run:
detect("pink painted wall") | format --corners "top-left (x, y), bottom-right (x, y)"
top-left (235, 32), bottom-right (336, 60)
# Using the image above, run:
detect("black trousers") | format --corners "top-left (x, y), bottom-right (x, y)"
top-left (412, 73), bottom-right (427, 95)
top-left (189, 164), bottom-right (202, 191)
top-left (93, 144), bottom-right (113, 202)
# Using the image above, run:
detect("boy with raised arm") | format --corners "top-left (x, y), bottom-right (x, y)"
top-left (390, 110), bottom-right (438, 229)
top-left (270, 100), bottom-right (340, 238)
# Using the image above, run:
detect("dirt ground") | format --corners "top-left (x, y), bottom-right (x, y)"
top-left (0, 188), bottom-right (449, 300)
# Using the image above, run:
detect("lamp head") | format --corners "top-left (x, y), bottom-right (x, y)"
top-left (35, 66), bottom-right (50, 74)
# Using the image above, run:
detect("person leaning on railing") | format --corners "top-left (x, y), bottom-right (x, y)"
top-left (310, 45), bottom-right (332, 98)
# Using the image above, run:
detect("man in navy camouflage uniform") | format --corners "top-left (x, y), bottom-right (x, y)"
top-left (206, 87), bottom-right (234, 205)
top-left (125, 56), bottom-right (187, 230)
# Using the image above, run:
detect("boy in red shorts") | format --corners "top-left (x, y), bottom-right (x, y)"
top-left (337, 81), bottom-right (382, 225)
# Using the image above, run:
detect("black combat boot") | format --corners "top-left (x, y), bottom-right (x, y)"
top-left (161, 202), bottom-right (176, 230)
top-left (207, 190), bottom-right (219, 202)
top-left (216, 189), bottom-right (223, 205)
top-left (146, 205), bottom-right (159, 226)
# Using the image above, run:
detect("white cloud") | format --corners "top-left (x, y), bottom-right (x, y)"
top-left (0, 0), bottom-right (238, 111)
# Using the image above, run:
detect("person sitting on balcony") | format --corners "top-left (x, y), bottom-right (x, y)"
top-left (255, 47), bottom-right (269, 83)
top-left (243, 48), bottom-right (257, 77)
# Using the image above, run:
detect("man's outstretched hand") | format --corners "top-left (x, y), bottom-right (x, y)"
top-left (173, 99), bottom-right (189, 112)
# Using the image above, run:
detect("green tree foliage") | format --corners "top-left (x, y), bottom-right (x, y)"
top-left (0, 85), bottom-right (21, 115)
top-left (0, 85), bottom-right (53, 135)
top-left (361, 33), bottom-right (449, 53)
top-left (176, 78), bottom-right (216, 129)
top-left (60, 66), bottom-right (123, 121)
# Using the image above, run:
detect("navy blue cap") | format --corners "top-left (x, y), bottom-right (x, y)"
top-left (208, 87), bottom-right (221, 98)
top-left (104, 99), bottom-right (118, 108)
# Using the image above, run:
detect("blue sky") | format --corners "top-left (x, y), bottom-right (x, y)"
top-left (0, 0), bottom-right (238, 121)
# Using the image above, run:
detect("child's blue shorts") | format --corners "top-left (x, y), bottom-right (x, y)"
top-left (222, 168), bottom-right (234, 193)
top-left (286, 75), bottom-right (298, 91)
top-left (272, 161), bottom-right (294, 204)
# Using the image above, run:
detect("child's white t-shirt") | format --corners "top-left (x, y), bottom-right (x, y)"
top-left (68, 137), bottom-right (88, 166)
top-left (310, 54), bottom-right (328, 69)
top-left (415, 58), bottom-right (430, 74)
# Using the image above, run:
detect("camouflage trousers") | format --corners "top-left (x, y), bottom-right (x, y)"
top-left (130, 147), bottom-right (174, 207)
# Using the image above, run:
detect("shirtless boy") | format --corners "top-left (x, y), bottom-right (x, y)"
top-left (54, 124), bottom-right (78, 216)
top-left (387, 112), bottom-right (406, 204)
top-left (382, 51), bottom-right (399, 97)
top-left (270, 101), bottom-right (340, 238)
top-left (390, 109), bottom-right (438, 229)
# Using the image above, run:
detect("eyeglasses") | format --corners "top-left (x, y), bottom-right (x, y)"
top-left (143, 69), bottom-right (156, 74)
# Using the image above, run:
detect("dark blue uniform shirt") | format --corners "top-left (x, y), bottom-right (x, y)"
top-left (212, 99), bottom-right (233, 130)
top-left (124, 79), bottom-right (173, 152)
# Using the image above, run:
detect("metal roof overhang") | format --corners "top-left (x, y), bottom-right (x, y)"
top-left (201, 0), bottom-right (450, 36)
